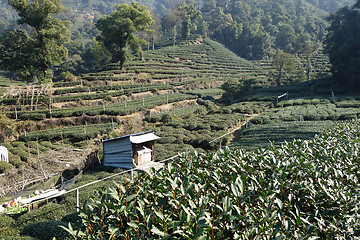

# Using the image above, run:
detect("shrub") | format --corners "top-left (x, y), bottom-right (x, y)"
top-left (20, 221), bottom-right (71, 240)
top-left (284, 100), bottom-right (294, 107)
top-left (17, 203), bottom-right (69, 229)
top-left (39, 141), bottom-right (59, 150)
top-left (276, 100), bottom-right (286, 107)
top-left (243, 107), bottom-right (253, 115)
top-left (0, 236), bottom-right (36, 240)
top-left (60, 71), bottom-right (77, 82)
top-left (11, 147), bottom-right (29, 162)
top-left (293, 99), bottom-right (303, 105)
top-left (311, 99), bottom-right (321, 104)
top-left (221, 107), bottom-right (232, 114)
top-left (161, 114), bottom-right (175, 123)
top-left (0, 216), bottom-right (19, 236)
top-left (19, 113), bottom-right (46, 121)
top-left (0, 161), bottom-right (14, 173)
top-left (339, 114), bottom-right (357, 120)
top-left (12, 142), bottom-right (26, 148)
top-left (9, 155), bottom-right (26, 168)
top-left (303, 99), bottom-right (311, 105)
top-left (61, 212), bottom-right (82, 225)
top-left (251, 117), bottom-right (263, 124)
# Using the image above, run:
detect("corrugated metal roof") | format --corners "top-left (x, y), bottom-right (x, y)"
top-left (102, 131), bottom-right (159, 143)
top-left (130, 132), bottom-right (160, 144)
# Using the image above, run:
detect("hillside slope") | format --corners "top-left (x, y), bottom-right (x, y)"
top-left (0, 38), bottom-right (264, 196)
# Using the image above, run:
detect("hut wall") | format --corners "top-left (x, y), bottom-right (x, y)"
top-left (103, 137), bottom-right (133, 169)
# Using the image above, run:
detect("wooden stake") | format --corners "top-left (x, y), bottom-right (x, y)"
top-left (76, 189), bottom-right (79, 212)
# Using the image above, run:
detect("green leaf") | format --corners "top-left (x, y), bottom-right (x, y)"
top-left (151, 226), bottom-right (166, 237)
top-left (275, 198), bottom-right (283, 210)
top-left (155, 210), bottom-right (164, 221)
top-left (192, 228), bottom-right (206, 239)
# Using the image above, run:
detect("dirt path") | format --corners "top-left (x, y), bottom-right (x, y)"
top-left (211, 114), bottom-right (259, 145)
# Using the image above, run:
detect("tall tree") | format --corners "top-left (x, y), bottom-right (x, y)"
top-left (161, 7), bottom-right (183, 46)
top-left (96, 2), bottom-right (154, 69)
top-left (178, 1), bottom-right (202, 39)
top-left (0, 0), bottom-right (70, 83)
top-left (272, 50), bottom-right (297, 85)
top-left (325, 0), bottom-right (360, 91)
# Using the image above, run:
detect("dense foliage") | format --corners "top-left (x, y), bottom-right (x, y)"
top-left (325, 0), bottom-right (360, 92)
top-left (0, 0), bottom-right (70, 82)
top-left (306, 0), bottom-right (355, 12)
top-left (198, 0), bottom-right (328, 59)
top-left (96, 2), bottom-right (154, 68)
top-left (65, 120), bottom-right (359, 239)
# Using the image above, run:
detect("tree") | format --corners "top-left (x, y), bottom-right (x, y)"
top-left (301, 43), bottom-right (319, 81)
top-left (272, 50), bottom-right (297, 85)
top-left (325, 1), bottom-right (360, 91)
top-left (178, 1), bottom-right (202, 39)
top-left (161, 7), bottom-right (183, 46)
top-left (0, 114), bottom-right (16, 142)
top-left (0, 0), bottom-right (70, 83)
top-left (95, 2), bottom-right (154, 69)
top-left (221, 79), bottom-right (243, 103)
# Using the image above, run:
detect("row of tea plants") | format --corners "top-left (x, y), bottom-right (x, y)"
top-left (65, 120), bottom-right (360, 239)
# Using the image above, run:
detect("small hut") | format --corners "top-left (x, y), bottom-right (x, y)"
top-left (0, 146), bottom-right (9, 163)
top-left (102, 131), bottom-right (160, 169)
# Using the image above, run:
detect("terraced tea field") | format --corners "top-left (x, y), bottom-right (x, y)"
top-left (0, 38), bottom-right (268, 195)
top-left (0, 37), bottom-right (341, 199)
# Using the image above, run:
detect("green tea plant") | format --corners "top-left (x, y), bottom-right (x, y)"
top-left (64, 120), bottom-right (360, 239)
top-left (18, 123), bottom-right (118, 142)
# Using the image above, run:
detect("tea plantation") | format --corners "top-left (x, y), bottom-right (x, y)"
top-left (66, 121), bottom-right (360, 239)
top-left (1, 37), bottom-right (359, 239)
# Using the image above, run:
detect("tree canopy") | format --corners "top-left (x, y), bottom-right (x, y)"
top-left (95, 2), bottom-right (154, 68)
top-left (0, 0), bottom-right (70, 83)
top-left (325, 0), bottom-right (360, 91)
top-left (272, 50), bottom-right (297, 85)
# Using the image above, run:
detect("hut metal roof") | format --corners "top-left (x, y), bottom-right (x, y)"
top-left (102, 131), bottom-right (160, 144)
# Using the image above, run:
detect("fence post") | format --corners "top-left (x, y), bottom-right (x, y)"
top-left (76, 188), bottom-right (79, 212)
top-left (15, 107), bottom-right (18, 120)
top-left (332, 91), bottom-right (335, 102)
top-left (245, 116), bottom-right (248, 128)
top-left (300, 113), bottom-right (302, 121)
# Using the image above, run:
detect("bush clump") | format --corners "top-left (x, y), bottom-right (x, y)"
top-left (20, 221), bottom-right (70, 240)
top-left (0, 161), bottom-right (14, 173)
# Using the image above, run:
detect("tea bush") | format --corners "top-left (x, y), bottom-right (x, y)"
top-left (65, 120), bottom-right (360, 239)
top-left (16, 203), bottom-right (69, 229)
top-left (0, 161), bottom-right (14, 173)
top-left (20, 221), bottom-right (71, 240)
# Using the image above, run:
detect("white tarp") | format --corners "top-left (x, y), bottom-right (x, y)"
top-left (130, 132), bottom-right (160, 144)
top-left (0, 146), bottom-right (9, 163)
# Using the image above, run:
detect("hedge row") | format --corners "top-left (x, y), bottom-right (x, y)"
top-left (53, 83), bottom-right (170, 95)
top-left (18, 122), bottom-right (117, 142)
top-left (7, 93), bottom-right (197, 120)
